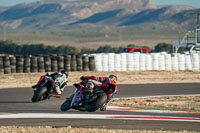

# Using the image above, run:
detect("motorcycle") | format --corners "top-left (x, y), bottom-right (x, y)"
top-left (60, 80), bottom-right (109, 112)
top-left (31, 75), bottom-right (58, 102)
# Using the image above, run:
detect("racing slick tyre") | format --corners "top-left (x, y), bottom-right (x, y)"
top-left (60, 99), bottom-right (71, 111)
top-left (32, 87), bottom-right (48, 102)
top-left (85, 92), bottom-right (107, 112)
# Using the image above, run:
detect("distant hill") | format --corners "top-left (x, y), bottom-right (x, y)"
top-left (0, 0), bottom-right (199, 46)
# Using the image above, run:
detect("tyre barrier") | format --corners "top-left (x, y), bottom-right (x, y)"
top-left (0, 54), bottom-right (96, 74)
top-left (93, 53), bottom-right (200, 71)
top-left (64, 55), bottom-right (71, 72)
top-left (3, 56), bottom-right (11, 74)
top-left (1, 53), bottom-right (200, 74)
top-left (31, 56), bottom-right (38, 73)
top-left (0, 56), bottom-right (3, 74)
top-left (57, 55), bottom-right (64, 72)
top-left (24, 56), bottom-right (31, 73)
top-left (10, 56), bottom-right (16, 73)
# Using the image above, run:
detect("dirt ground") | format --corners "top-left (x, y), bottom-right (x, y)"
top-left (1, 71), bottom-right (200, 88)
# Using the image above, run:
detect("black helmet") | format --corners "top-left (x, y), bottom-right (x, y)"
top-left (61, 70), bottom-right (68, 78)
top-left (108, 74), bottom-right (117, 83)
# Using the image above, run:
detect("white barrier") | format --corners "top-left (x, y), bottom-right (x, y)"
top-left (94, 53), bottom-right (200, 71)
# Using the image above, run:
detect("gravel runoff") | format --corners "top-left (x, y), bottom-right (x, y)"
top-left (0, 126), bottom-right (198, 133)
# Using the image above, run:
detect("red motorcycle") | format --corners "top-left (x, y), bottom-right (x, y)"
top-left (60, 80), bottom-right (109, 112)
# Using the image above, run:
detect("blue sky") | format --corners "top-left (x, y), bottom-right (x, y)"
top-left (0, 0), bottom-right (200, 8)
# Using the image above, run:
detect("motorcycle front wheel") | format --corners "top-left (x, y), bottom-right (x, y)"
top-left (85, 92), bottom-right (107, 112)
top-left (32, 87), bottom-right (48, 102)
top-left (60, 99), bottom-right (71, 111)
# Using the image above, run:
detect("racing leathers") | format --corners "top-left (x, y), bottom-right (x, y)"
top-left (33, 72), bottom-right (68, 96)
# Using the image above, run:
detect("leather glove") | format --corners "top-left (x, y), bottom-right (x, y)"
top-left (80, 76), bottom-right (85, 81)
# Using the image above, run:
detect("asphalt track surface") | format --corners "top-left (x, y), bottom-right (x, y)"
top-left (0, 83), bottom-right (200, 131)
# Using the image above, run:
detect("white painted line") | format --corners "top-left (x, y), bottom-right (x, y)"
top-left (0, 113), bottom-right (200, 122)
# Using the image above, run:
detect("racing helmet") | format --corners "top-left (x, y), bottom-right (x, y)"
top-left (86, 81), bottom-right (95, 90)
top-left (61, 70), bottom-right (68, 78)
top-left (108, 74), bottom-right (117, 83)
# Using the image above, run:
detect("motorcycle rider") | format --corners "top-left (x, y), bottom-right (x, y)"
top-left (32, 70), bottom-right (68, 98)
top-left (80, 74), bottom-right (118, 111)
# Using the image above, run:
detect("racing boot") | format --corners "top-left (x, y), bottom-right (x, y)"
top-left (32, 84), bottom-right (40, 89)
top-left (52, 86), bottom-right (62, 98)
top-left (100, 103), bottom-right (107, 111)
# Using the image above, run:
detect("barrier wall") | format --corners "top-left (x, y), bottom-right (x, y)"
top-left (0, 54), bottom-right (95, 74)
top-left (94, 53), bottom-right (200, 71)
top-left (1, 53), bottom-right (200, 74)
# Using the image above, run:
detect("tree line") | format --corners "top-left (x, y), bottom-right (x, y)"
top-left (0, 40), bottom-right (175, 55)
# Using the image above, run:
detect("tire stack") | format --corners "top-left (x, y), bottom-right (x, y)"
top-left (16, 56), bottom-right (24, 73)
top-left (82, 55), bottom-right (89, 71)
top-left (10, 56), bottom-right (16, 73)
top-left (71, 55), bottom-right (77, 71)
top-left (38, 56), bottom-right (45, 72)
top-left (191, 53), bottom-right (199, 70)
top-left (152, 53), bottom-right (159, 70)
top-left (64, 55), bottom-right (71, 72)
top-left (94, 54), bottom-right (102, 71)
top-left (58, 55), bottom-right (64, 72)
top-left (133, 53), bottom-right (140, 71)
top-left (89, 56), bottom-right (95, 71)
top-left (51, 55), bottom-right (58, 72)
top-left (24, 55), bottom-right (31, 73)
top-left (185, 54), bottom-right (192, 70)
top-left (114, 54), bottom-right (121, 71)
top-left (145, 54), bottom-right (152, 70)
top-left (178, 54), bottom-right (185, 71)
top-left (165, 54), bottom-right (172, 70)
top-left (0, 56), bottom-right (3, 74)
top-left (44, 55), bottom-right (51, 72)
top-left (108, 53), bottom-right (115, 71)
top-left (3, 56), bottom-right (11, 74)
top-left (140, 54), bottom-right (146, 70)
top-left (171, 54), bottom-right (179, 70)
top-left (127, 53), bottom-right (134, 71)
top-left (76, 54), bottom-right (83, 71)
top-left (31, 56), bottom-right (38, 73)
top-left (159, 54), bottom-right (165, 70)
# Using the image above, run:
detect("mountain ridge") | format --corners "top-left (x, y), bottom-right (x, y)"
top-left (0, 0), bottom-right (198, 31)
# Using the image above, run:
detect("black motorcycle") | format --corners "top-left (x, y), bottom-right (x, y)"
top-left (32, 75), bottom-right (59, 102)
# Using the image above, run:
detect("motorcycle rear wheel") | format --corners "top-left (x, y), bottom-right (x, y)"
top-left (32, 87), bottom-right (48, 102)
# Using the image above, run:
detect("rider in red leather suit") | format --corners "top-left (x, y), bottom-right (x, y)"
top-left (79, 75), bottom-right (118, 111)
